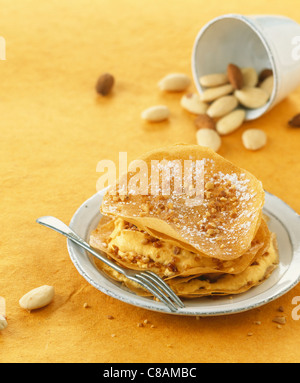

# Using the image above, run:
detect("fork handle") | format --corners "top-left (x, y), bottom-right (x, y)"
top-left (36, 216), bottom-right (126, 276)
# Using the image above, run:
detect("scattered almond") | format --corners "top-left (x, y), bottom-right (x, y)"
top-left (95, 73), bottom-right (115, 96)
top-left (216, 109), bottom-right (246, 135)
top-left (180, 93), bottom-right (208, 114)
top-left (254, 321), bottom-right (261, 325)
top-left (158, 73), bottom-right (191, 92)
top-left (227, 63), bottom-right (244, 90)
top-left (259, 75), bottom-right (274, 98)
top-left (259, 68), bottom-right (273, 83)
top-left (288, 113), bottom-right (300, 127)
top-left (0, 296), bottom-right (6, 317)
top-left (19, 285), bottom-right (55, 311)
top-left (141, 105), bottom-right (170, 122)
top-left (241, 67), bottom-right (258, 87)
top-left (235, 87), bottom-right (269, 109)
top-left (196, 128), bottom-right (221, 152)
top-left (0, 315), bottom-right (7, 330)
top-left (200, 84), bottom-right (234, 102)
top-left (207, 95), bottom-right (238, 118)
top-left (199, 73), bottom-right (228, 88)
top-left (272, 316), bottom-right (286, 325)
top-left (194, 114), bottom-right (216, 130)
top-left (242, 128), bottom-right (267, 150)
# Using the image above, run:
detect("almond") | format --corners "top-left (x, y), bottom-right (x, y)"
top-left (241, 67), bottom-right (258, 87)
top-left (242, 129), bottom-right (267, 150)
top-left (234, 87), bottom-right (269, 108)
top-left (158, 73), bottom-right (190, 92)
top-left (0, 297), bottom-right (7, 330)
top-left (259, 75), bottom-right (274, 98)
top-left (258, 68), bottom-right (273, 83)
top-left (95, 73), bottom-right (115, 95)
top-left (0, 296), bottom-right (5, 317)
top-left (227, 63), bottom-right (244, 90)
top-left (288, 113), bottom-right (300, 127)
top-left (199, 73), bottom-right (228, 88)
top-left (196, 128), bottom-right (221, 152)
top-left (0, 315), bottom-right (7, 330)
top-left (200, 84), bottom-right (233, 102)
top-left (180, 93), bottom-right (208, 114)
top-left (194, 114), bottom-right (216, 130)
top-left (141, 105), bottom-right (169, 122)
top-left (207, 95), bottom-right (238, 118)
top-left (216, 109), bottom-right (245, 135)
top-left (19, 285), bottom-right (55, 311)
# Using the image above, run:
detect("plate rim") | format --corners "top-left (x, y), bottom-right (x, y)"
top-left (67, 189), bottom-right (300, 316)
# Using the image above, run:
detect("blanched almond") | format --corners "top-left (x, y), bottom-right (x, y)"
top-left (141, 105), bottom-right (169, 122)
top-left (180, 93), bottom-right (208, 114)
top-left (199, 73), bottom-right (228, 88)
top-left (242, 129), bottom-right (267, 150)
top-left (207, 95), bottom-right (238, 118)
top-left (158, 73), bottom-right (191, 92)
top-left (196, 128), bottom-right (221, 152)
top-left (241, 67), bottom-right (258, 87)
top-left (200, 84), bottom-right (233, 102)
top-left (0, 296), bottom-right (5, 317)
top-left (234, 87), bottom-right (269, 108)
top-left (216, 109), bottom-right (245, 135)
top-left (19, 285), bottom-right (55, 311)
top-left (259, 75), bottom-right (274, 98)
top-left (0, 315), bottom-right (7, 330)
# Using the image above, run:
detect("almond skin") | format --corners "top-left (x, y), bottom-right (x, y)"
top-left (288, 113), bottom-right (300, 127)
top-left (194, 114), bottom-right (216, 130)
top-left (227, 63), bottom-right (244, 90)
top-left (96, 73), bottom-right (115, 95)
top-left (258, 68), bottom-right (273, 83)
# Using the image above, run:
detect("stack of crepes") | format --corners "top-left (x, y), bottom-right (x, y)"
top-left (90, 144), bottom-right (278, 298)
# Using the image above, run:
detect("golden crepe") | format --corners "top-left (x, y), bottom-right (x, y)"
top-left (90, 144), bottom-right (279, 298)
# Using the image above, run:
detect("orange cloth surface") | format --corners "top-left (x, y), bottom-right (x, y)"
top-left (1, 0), bottom-right (300, 363)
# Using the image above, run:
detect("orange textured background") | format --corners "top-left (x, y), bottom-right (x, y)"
top-left (1, 0), bottom-right (300, 363)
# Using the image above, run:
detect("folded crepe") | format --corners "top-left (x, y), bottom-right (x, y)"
top-left (90, 144), bottom-right (278, 298)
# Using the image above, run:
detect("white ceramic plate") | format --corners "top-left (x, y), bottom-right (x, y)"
top-left (67, 189), bottom-right (300, 316)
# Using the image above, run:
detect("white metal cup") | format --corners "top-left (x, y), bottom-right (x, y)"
top-left (192, 14), bottom-right (300, 120)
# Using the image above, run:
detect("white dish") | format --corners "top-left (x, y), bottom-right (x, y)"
top-left (67, 189), bottom-right (300, 316)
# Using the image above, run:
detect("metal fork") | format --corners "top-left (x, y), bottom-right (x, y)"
top-left (36, 216), bottom-right (185, 312)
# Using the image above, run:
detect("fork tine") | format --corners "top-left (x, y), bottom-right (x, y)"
top-left (142, 271), bottom-right (185, 308)
top-left (134, 275), bottom-right (178, 312)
